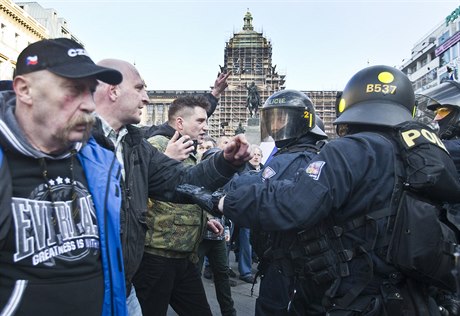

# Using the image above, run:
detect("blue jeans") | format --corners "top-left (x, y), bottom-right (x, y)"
top-left (126, 285), bottom-right (143, 316)
top-left (238, 228), bottom-right (252, 276)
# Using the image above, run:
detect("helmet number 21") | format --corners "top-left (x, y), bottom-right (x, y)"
top-left (366, 84), bottom-right (397, 94)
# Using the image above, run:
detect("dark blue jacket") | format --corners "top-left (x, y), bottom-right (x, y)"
top-left (224, 132), bottom-right (399, 300)
top-left (445, 139), bottom-right (460, 175)
top-left (224, 132), bottom-right (396, 231)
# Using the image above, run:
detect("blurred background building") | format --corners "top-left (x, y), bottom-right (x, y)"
top-left (146, 11), bottom-right (289, 138)
top-left (0, 0), bottom-right (81, 80)
top-left (400, 5), bottom-right (460, 93)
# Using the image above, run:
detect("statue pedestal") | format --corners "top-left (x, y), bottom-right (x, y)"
top-left (245, 117), bottom-right (261, 145)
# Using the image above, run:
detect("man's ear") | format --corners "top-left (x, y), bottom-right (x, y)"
top-left (175, 116), bottom-right (184, 132)
top-left (108, 84), bottom-right (119, 102)
top-left (13, 76), bottom-right (33, 106)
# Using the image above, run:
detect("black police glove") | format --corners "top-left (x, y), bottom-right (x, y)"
top-left (438, 296), bottom-right (460, 316)
top-left (176, 184), bottom-right (225, 218)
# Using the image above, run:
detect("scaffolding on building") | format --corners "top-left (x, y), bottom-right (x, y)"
top-left (305, 90), bottom-right (340, 138)
top-left (144, 12), bottom-right (341, 140)
top-left (209, 11), bottom-right (285, 138)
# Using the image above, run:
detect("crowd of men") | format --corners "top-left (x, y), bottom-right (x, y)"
top-left (1, 37), bottom-right (460, 316)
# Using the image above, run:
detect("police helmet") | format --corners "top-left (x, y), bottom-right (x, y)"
top-left (424, 80), bottom-right (460, 111)
top-left (413, 94), bottom-right (438, 131)
top-left (417, 80), bottom-right (460, 139)
top-left (315, 115), bottom-right (326, 135)
top-left (260, 89), bottom-right (327, 142)
top-left (334, 65), bottom-right (415, 127)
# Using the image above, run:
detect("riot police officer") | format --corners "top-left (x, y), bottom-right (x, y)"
top-left (417, 80), bottom-right (460, 172)
top-left (417, 81), bottom-right (460, 315)
top-left (227, 89), bottom-right (328, 315)
top-left (219, 65), bottom-right (460, 315)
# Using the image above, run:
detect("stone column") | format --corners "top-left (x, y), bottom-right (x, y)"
top-left (245, 117), bottom-right (261, 145)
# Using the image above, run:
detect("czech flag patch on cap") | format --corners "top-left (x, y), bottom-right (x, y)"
top-left (26, 56), bottom-right (38, 66)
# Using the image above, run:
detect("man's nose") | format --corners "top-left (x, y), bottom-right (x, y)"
top-left (141, 90), bottom-right (149, 106)
top-left (81, 91), bottom-right (96, 113)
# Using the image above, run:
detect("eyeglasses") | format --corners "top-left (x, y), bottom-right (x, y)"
top-left (434, 107), bottom-right (452, 121)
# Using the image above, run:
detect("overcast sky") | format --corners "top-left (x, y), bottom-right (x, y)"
top-left (32, 0), bottom-right (460, 91)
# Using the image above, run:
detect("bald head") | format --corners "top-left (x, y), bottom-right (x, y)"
top-left (97, 59), bottom-right (140, 81)
top-left (94, 59), bottom-right (149, 131)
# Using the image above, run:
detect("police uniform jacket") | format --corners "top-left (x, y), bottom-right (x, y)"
top-left (444, 139), bottom-right (460, 175)
top-left (224, 131), bottom-right (399, 298)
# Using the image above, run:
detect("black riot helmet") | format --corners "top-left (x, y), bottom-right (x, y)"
top-left (417, 80), bottom-right (460, 139)
top-left (334, 65), bottom-right (416, 127)
top-left (260, 89), bottom-right (327, 143)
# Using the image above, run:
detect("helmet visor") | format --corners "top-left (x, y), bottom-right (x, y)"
top-left (414, 94), bottom-right (436, 127)
top-left (418, 81), bottom-right (460, 111)
top-left (260, 107), bottom-right (312, 142)
top-left (434, 107), bottom-right (453, 121)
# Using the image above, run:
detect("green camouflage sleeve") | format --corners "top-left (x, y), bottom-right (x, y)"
top-left (147, 135), bottom-right (169, 154)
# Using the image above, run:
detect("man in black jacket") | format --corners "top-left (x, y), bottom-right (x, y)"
top-left (92, 59), bottom-right (250, 315)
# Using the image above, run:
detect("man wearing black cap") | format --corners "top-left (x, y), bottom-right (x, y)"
top-left (0, 38), bottom-right (127, 315)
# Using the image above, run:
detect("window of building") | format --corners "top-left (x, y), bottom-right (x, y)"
top-left (440, 50), bottom-right (451, 66)
top-left (440, 71), bottom-right (451, 83)
top-left (439, 31), bottom-right (450, 45)
top-left (14, 33), bottom-right (19, 50)
top-left (0, 23), bottom-right (5, 41)
top-left (243, 57), bottom-right (252, 74)
top-left (452, 43), bottom-right (459, 61)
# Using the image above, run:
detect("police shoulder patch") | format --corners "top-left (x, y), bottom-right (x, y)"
top-left (262, 166), bottom-right (276, 180)
top-left (306, 161), bottom-right (326, 180)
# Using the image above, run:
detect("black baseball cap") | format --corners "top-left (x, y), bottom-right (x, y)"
top-left (15, 38), bottom-right (122, 85)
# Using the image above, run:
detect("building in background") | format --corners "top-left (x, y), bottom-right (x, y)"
top-left (210, 11), bottom-right (286, 137)
top-left (4, 2), bottom-right (459, 140)
top-left (304, 90), bottom-right (339, 137)
top-left (144, 88), bottom-right (339, 140)
top-left (16, 2), bottom-right (81, 42)
top-left (401, 5), bottom-right (460, 93)
top-left (144, 11), bottom-right (341, 140)
top-left (144, 90), bottom-right (210, 126)
top-left (0, 0), bottom-right (46, 79)
top-left (0, 0), bottom-right (81, 80)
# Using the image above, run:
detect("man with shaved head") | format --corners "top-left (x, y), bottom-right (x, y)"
top-left (92, 59), bottom-right (252, 315)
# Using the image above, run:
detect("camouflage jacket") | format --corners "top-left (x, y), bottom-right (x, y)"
top-left (144, 134), bottom-right (207, 262)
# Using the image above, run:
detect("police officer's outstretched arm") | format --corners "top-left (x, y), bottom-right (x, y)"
top-left (220, 138), bottom-right (376, 231)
